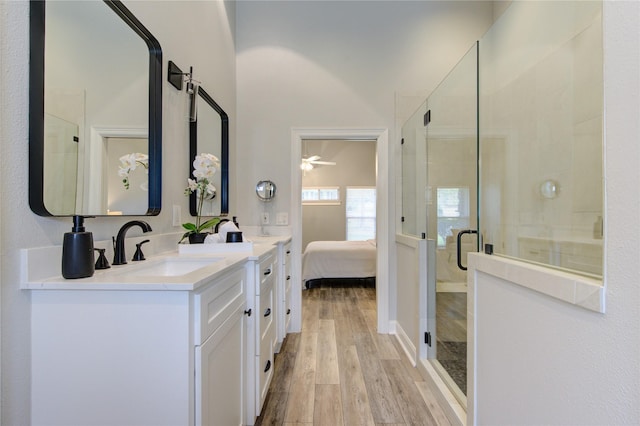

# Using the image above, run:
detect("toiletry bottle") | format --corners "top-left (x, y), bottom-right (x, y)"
top-left (62, 215), bottom-right (95, 279)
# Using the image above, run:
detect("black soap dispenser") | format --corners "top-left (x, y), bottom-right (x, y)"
top-left (62, 215), bottom-right (95, 279)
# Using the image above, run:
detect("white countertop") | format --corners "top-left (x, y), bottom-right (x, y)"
top-left (21, 234), bottom-right (291, 291)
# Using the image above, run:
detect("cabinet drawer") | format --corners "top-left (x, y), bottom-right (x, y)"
top-left (283, 243), bottom-right (291, 266)
top-left (258, 275), bottom-right (275, 345)
top-left (257, 319), bottom-right (275, 411)
top-left (284, 284), bottom-right (292, 332)
top-left (256, 254), bottom-right (275, 295)
top-left (194, 267), bottom-right (245, 345)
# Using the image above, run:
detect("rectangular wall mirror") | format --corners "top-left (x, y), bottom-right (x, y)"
top-left (29, 0), bottom-right (162, 216)
top-left (189, 86), bottom-right (229, 217)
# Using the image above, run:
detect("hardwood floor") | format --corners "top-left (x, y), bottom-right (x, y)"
top-left (255, 285), bottom-right (452, 426)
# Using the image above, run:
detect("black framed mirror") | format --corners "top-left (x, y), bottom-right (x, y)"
top-left (29, 0), bottom-right (162, 216)
top-left (189, 86), bottom-right (229, 217)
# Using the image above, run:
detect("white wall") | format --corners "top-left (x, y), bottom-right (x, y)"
top-left (235, 0), bottom-right (496, 336)
top-left (235, 0), bottom-right (495, 227)
top-left (469, 1), bottom-right (640, 424)
top-left (0, 1), bottom-right (236, 423)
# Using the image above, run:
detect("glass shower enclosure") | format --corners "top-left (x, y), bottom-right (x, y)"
top-left (402, 43), bottom-right (478, 401)
top-left (401, 0), bottom-right (603, 406)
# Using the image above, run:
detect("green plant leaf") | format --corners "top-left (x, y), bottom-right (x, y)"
top-left (199, 217), bottom-right (221, 231)
top-left (179, 231), bottom-right (192, 243)
top-left (182, 223), bottom-right (197, 232)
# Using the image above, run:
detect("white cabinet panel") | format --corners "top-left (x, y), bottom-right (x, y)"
top-left (195, 305), bottom-right (245, 426)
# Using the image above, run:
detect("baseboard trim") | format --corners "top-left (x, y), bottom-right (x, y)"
top-left (416, 358), bottom-right (467, 426)
top-left (391, 320), bottom-right (417, 366)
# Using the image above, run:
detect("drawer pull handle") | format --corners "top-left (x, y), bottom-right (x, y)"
top-left (244, 309), bottom-right (252, 317)
top-left (286, 250), bottom-right (291, 254)
top-left (286, 309), bottom-right (291, 315)
top-left (286, 275), bottom-right (291, 280)
top-left (264, 360), bottom-right (271, 373)
top-left (264, 308), bottom-right (271, 317)
top-left (264, 268), bottom-right (271, 276)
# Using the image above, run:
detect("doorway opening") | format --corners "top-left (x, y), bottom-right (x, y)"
top-left (290, 128), bottom-right (390, 334)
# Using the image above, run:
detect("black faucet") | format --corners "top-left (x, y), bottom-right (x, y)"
top-left (112, 220), bottom-right (152, 265)
top-left (214, 219), bottom-right (230, 233)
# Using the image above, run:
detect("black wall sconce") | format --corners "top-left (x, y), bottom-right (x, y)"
top-left (167, 60), bottom-right (199, 121)
top-left (168, 60), bottom-right (184, 90)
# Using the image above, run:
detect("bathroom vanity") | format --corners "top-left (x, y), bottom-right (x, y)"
top-left (22, 234), bottom-right (291, 426)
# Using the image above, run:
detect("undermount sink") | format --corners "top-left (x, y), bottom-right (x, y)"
top-left (121, 257), bottom-right (224, 277)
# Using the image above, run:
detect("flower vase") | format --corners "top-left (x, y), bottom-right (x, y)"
top-left (188, 233), bottom-right (208, 244)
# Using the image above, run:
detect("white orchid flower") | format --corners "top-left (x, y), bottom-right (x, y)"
top-left (119, 152), bottom-right (149, 190)
top-left (119, 153), bottom-right (137, 171)
top-left (182, 153), bottom-right (222, 241)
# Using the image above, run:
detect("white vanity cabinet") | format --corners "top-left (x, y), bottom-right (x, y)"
top-left (245, 247), bottom-right (277, 422)
top-left (30, 264), bottom-right (248, 426)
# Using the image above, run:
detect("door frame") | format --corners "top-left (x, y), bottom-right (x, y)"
top-left (290, 128), bottom-right (390, 333)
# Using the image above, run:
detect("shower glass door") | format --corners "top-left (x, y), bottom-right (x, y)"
top-left (425, 42), bottom-right (478, 401)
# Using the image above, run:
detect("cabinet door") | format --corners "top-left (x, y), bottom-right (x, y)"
top-left (195, 305), bottom-right (244, 426)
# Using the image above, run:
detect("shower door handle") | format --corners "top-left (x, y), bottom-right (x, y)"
top-left (457, 229), bottom-right (478, 271)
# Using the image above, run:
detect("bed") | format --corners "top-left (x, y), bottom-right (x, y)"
top-left (302, 240), bottom-right (376, 288)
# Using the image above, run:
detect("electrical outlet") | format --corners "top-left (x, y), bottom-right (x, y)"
top-left (276, 212), bottom-right (288, 225)
top-left (261, 212), bottom-right (270, 225)
top-left (172, 205), bottom-right (182, 227)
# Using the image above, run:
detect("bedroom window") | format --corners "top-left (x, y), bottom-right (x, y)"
top-left (346, 187), bottom-right (376, 241)
top-left (436, 187), bottom-right (470, 247)
top-left (302, 186), bottom-right (340, 205)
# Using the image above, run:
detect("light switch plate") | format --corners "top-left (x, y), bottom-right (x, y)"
top-left (261, 212), bottom-right (270, 225)
top-left (276, 212), bottom-right (288, 225)
top-left (172, 205), bottom-right (181, 226)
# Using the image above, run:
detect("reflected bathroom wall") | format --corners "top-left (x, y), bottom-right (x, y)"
top-left (43, 114), bottom-right (78, 214)
top-left (479, 1), bottom-right (604, 278)
top-left (194, 92), bottom-right (223, 217)
top-left (44, 0), bottom-right (150, 215)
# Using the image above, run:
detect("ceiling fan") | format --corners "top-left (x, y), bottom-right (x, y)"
top-left (300, 155), bottom-right (336, 172)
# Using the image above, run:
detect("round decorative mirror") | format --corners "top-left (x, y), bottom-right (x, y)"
top-left (256, 180), bottom-right (276, 201)
top-left (540, 179), bottom-right (559, 199)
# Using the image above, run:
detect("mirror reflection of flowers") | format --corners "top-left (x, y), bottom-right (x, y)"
top-left (118, 152), bottom-right (149, 190)
top-left (180, 153), bottom-right (221, 243)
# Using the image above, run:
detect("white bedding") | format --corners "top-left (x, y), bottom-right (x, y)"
top-left (302, 240), bottom-right (376, 282)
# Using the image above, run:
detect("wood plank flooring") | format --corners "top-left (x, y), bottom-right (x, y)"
top-left (255, 285), bottom-right (452, 426)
